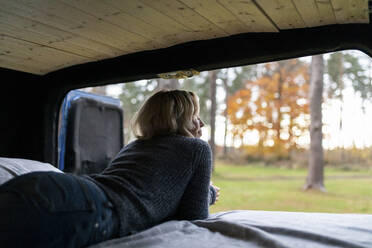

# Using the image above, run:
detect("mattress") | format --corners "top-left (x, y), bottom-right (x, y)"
top-left (0, 157), bottom-right (62, 185)
top-left (89, 210), bottom-right (372, 248)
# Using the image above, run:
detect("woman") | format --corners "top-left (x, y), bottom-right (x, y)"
top-left (0, 89), bottom-right (220, 247)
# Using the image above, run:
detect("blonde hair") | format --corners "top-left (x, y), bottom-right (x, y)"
top-left (131, 89), bottom-right (200, 139)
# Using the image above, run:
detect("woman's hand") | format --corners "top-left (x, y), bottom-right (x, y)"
top-left (191, 116), bottom-right (204, 138)
top-left (210, 181), bottom-right (220, 203)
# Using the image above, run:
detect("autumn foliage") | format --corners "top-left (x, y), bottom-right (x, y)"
top-left (227, 59), bottom-right (310, 159)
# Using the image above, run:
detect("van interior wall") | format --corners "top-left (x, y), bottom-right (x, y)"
top-left (47, 24), bottom-right (372, 87)
top-left (0, 68), bottom-right (47, 162)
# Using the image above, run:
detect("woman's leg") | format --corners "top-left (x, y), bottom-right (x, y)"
top-left (0, 191), bottom-right (43, 245)
top-left (0, 171), bottom-right (118, 248)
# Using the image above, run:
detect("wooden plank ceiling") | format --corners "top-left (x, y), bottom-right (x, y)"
top-left (0, 0), bottom-right (369, 75)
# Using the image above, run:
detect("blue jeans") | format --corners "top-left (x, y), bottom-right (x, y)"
top-left (0, 171), bottom-right (118, 248)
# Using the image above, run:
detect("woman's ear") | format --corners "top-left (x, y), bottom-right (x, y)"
top-left (187, 116), bottom-right (198, 137)
top-left (191, 116), bottom-right (199, 130)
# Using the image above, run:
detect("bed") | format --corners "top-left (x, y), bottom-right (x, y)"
top-left (89, 210), bottom-right (372, 248)
top-left (1, 158), bottom-right (371, 248)
top-left (0, 157), bottom-right (62, 185)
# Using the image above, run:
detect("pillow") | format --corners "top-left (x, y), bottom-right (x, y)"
top-left (0, 157), bottom-right (63, 185)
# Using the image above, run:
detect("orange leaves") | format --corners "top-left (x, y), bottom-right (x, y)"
top-left (227, 59), bottom-right (310, 155)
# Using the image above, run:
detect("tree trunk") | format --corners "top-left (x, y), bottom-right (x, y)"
top-left (209, 70), bottom-right (217, 168)
top-left (304, 55), bottom-right (325, 192)
top-left (337, 53), bottom-right (345, 160)
top-left (222, 77), bottom-right (229, 158)
top-left (275, 77), bottom-right (283, 148)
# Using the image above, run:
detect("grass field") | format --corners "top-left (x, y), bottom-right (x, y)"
top-left (210, 161), bottom-right (372, 214)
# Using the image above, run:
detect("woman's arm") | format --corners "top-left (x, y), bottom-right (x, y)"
top-left (209, 183), bottom-right (220, 205)
top-left (176, 141), bottom-right (213, 220)
top-left (209, 185), bottom-right (216, 205)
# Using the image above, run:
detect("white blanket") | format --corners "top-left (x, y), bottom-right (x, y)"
top-left (0, 157), bottom-right (62, 185)
top-left (90, 210), bottom-right (372, 248)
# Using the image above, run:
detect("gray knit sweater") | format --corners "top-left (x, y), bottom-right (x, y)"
top-left (89, 134), bottom-right (216, 237)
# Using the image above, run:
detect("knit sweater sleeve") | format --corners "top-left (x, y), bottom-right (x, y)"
top-left (209, 185), bottom-right (217, 205)
top-left (176, 140), bottom-right (213, 220)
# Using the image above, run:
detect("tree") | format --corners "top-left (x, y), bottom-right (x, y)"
top-left (324, 51), bottom-right (372, 164)
top-left (220, 66), bottom-right (258, 157)
top-left (227, 59), bottom-right (309, 158)
top-left (352, 55), bottom-right (372, 105)
top-left (327, 51), bottom-right (370, 102)
top-left (304, 55), bottom-right (325, 191)
top-left (221, 73), bottom-right (229, 157)
top-left (209, 70), bottom-right (217, 166)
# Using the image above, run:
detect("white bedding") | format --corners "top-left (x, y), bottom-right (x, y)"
top-left (89, 210), bottom-right (372, 248)
top-left (0, 157), bottom-right (62, 185)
